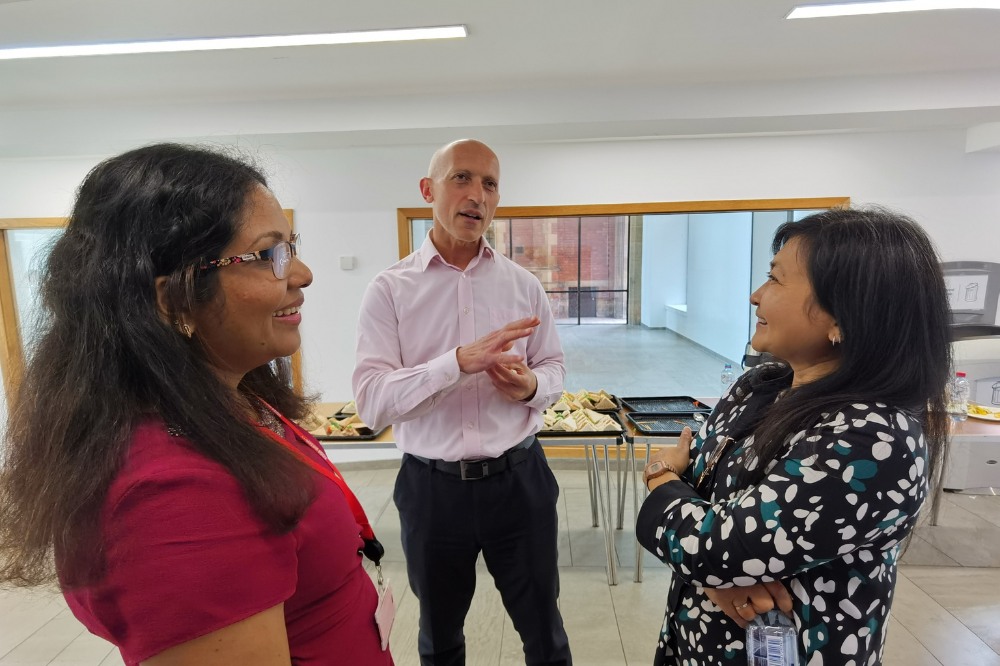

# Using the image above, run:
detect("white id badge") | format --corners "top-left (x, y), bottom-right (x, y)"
top-left (746, 610), bottom-right (799, 666)
top-left (373, 567), bottom-right (395, 652)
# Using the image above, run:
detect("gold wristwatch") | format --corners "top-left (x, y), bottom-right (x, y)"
top-left (643, 460), bottom-right (680, 489)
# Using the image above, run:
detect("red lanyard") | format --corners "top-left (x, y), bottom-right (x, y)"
top-left (255, 400), bottom-right (376, 543)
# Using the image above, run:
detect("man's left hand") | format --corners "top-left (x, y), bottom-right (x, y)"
top-left (485, 359), bottom-right (538, 402)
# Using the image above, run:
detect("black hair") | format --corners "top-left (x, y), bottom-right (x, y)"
top-left (742, 206), bottom-right (952, 488)
top-left (1, 143), bottom-right (314, 586)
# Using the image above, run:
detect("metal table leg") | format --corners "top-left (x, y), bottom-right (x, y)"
top-left (620, 436), bottom-right (633, 532)
top-left (602, 442), bottom-right (618, 585)
top-left (616, 441), bottom-right (625, 530)
top-left (589, 442), bottom-right (617, 585)
top-left (585, 443), bottom-right (598, 527)
top-left (635, 441), bottom-right (651, 583)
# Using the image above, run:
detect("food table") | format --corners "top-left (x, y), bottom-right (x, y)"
top-left (618, 399), bottom-right (717, 584)
top-left (309, 402), bottom-right (626, 586)
top-left (932, 415), bottom-right (1000, 523)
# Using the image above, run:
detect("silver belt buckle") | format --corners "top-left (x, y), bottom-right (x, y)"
top-left (459, 460), bottom-right (489, 480)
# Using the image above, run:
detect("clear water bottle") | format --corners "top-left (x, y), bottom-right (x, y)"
top-left (947, 371), bottom-right (970, 421)
top-left (721, 363), bottom-right (736, 396)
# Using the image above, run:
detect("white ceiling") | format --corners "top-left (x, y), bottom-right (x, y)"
top-left (2, 0), bottom-right (1000, 157)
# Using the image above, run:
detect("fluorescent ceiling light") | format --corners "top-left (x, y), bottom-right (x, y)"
top-left (787, 1), bottom-right (1000, 19)
top-left (0, 24), bottom-right (467, 60)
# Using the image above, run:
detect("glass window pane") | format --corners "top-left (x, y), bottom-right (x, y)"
top-left (486, 219), bottom-right (510, 257)
top-left (547, 292), bottom-right (571, 324)
top-left (507, 217), bottom-right (579, 292)
top-left (580, 216), bottom-right (628, 291)
top-left (8, 229), bottom-right (63, 350)
top-left (594, 291), bottom-right (627, 323)
top-left (410, 219), bottom-right (432, 248)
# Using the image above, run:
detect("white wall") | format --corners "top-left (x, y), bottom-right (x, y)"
top-left (3, 128), bottom-right (1000, 400)
top-left (662, 213), bottom-right (752, 363)
top-left (640, 214), bottom-right (687, 328)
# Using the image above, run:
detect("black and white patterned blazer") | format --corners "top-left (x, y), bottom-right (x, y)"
top-left (636, 363), bottom-right (929, 666)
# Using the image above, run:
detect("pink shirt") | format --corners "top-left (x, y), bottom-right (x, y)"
top-left (353, 235), bottom-right (564, 461)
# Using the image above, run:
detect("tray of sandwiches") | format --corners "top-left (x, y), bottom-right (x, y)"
top-left (550, 389), bottom-right (620, 413)
top-left (626, 412), bottom-right (705, 436)
top-left (540, 407), bottom-right (624, 436)
top-left (620, 395), bottom-right (711, 414)
top-left (298, 409), bottom-right (387, 441)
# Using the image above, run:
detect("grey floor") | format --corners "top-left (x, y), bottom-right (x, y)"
top-left (558, 324), bottom-right (738, 399)
top-left (3, 326), bottom-right (999, 665)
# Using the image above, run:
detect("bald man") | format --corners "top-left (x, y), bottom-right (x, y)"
top-left (354, 140), bottom-right (571, 665)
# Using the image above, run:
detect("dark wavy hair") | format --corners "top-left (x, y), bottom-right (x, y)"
top-left (741, 207), bottom-right (952, 488)
top-left (0, 143), bottom-right (315, 587)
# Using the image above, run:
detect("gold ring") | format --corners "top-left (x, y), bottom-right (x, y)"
top-left (734, 601), bottom-right (752, 610)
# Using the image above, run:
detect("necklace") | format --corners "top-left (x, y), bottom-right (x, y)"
top-left (165, 397), bottom-right (286, 438)
top-left (254, 400), bottom-right (286, 438)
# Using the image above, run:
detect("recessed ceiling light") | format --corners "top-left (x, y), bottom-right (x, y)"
top-left (0, 25), bottom-right (468, 60)
top-left (787, 1), bottom-right (1000, 19)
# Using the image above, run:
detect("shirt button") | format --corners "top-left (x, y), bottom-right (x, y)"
top-left (467, 422), bottom-right (474, 429)
top-left (466, 384), bottom-right (473, 391)
top-left (462, 274), bottom-right (467, 279)
top-left (463, 307), bottom-right (470, 315)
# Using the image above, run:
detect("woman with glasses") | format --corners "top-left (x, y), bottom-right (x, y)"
top-left (0, 143), bottom-right (393, 665)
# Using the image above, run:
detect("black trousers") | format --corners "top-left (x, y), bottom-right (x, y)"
top-left (394, 441), bottom-right (572, 666)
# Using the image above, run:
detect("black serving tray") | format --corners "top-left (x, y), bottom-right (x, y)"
top-left (620, 395), bottom-right (711, 414)
top-left (539, 411), bottom-right (625, 437)
top-left (626, 412), bottom-right (705, 436)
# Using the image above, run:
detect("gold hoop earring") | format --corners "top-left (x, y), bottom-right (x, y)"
top-left (174, 320), bottom-right (193, 339)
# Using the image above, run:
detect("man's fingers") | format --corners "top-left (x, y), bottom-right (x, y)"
top-left (504, 316), bottom-right (540, 331)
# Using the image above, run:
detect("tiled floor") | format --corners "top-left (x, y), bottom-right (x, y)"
top-left (2, 467), bottom-right (999, 665)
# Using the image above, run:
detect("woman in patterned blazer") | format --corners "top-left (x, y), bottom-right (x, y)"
top-left (636, 207), bottom-right (951, 666)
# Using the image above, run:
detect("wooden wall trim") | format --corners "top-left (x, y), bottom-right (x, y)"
top-left (397, 209), bottom-right (415, 259)
top-left (0, 218), bottom-right (67, 230)
top-left (0, 234), bottom-right (23, 399)
top-left (395, 197), bottom-right (850, 257)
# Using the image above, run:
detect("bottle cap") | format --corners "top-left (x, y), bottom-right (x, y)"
top-left (956, 371), bottom-right (967, 377)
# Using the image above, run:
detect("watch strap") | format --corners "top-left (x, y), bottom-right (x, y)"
top-left (643, 460), bottom-right (681, 488)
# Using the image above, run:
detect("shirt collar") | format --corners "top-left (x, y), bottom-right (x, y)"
top-left (418, 230), bottom-right (497, 272)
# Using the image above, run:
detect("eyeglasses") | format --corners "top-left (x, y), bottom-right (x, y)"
top-left (200, 234), bottom-right (300, 280)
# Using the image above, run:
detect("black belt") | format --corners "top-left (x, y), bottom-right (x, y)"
top-left (411, 435), bottom-right (536, 481)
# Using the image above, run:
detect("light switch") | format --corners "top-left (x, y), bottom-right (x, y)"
top-left (339, 255), bottom-right (356, 270)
